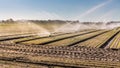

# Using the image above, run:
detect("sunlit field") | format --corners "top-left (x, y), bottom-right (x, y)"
top-left (0, 20), bottom-right (120, 68)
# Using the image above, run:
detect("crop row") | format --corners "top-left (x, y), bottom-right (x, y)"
top-left (12, 30), bottom-right (80, 43)
top-left (0, 33), bottom-right (37, 42)
top-left (107, 32), bottom-right (120, 49)
top-left (20, 30), bottom-right (99, 45)
top-left (45, 30), bottom-right (108, 46)
top-left (77, 29), bottom-right (120, 48)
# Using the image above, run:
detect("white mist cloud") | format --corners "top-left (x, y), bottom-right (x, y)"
top-left (97, 10), bottom-right (116, 22)
top-left (74, 0), bottom-right (113, 20)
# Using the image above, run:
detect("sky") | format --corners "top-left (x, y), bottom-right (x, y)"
top-left (0, 0), bottom-right (120, 22)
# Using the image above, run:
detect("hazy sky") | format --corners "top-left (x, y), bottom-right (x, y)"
top-left (0, 0), bottom-right (119, 22)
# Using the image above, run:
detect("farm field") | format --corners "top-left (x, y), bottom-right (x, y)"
top-left (1, 28), bottom-right (120, 49)
top-left (0, 22), bottom-right (120, 68)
